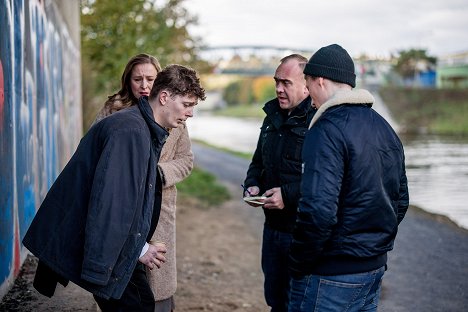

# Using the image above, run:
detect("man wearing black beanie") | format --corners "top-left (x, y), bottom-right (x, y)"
top-left (288, 44), bottom-right (409, 311)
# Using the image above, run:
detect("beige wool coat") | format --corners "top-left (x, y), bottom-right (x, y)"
top-left (147, 123), bottom-right (193, 301)
top-left (93, 101), bottom-right (193, 301)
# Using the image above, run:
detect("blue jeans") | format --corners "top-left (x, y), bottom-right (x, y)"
top-left (262, 225), bottom-right (293, 312)
top-left (288, 266), bottom-right (385, 312)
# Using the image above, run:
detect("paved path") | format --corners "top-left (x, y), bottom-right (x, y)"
top-left (192, 143), bottom-right (468, 312)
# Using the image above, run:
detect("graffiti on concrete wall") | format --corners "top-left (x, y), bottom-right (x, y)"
top-left (0, 0), bottom-right (82, 295)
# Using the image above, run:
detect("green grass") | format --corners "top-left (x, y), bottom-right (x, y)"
top-left (430, 101), bottom-right (468, 134)
top-left (177, 167), bottom-right (231, 207)
top-left (212, 103), bottom-right (265, 119)
top-left (380, 87), bottom-right (468, 136)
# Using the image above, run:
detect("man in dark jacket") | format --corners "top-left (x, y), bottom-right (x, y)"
top-left (288, 44), bottom-right (409, 311)
top-left (22, 64), bottom-right (205, 311)
top-left (243, 54), bottom-right (315, 312)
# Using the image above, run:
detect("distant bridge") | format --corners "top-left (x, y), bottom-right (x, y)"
top-left (201, 45), bottom-right (316, 54)
top-left (200, 45), bottom-right (316, 76)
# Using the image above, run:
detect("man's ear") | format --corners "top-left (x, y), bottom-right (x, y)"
top-left (159, 90), bottom-right (169, 105)
top-left (318, 77), bottom-right (326, 88)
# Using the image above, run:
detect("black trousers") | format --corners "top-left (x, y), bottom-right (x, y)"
top-left (94, 263), bottom-right (155, 312)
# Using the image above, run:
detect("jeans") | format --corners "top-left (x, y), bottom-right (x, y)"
top-left (94, 262), bottom-right (155, 312)
top-left (262, 225), bottom-right (293, 312)
top-left (288, 266), bottom-right (385, 312)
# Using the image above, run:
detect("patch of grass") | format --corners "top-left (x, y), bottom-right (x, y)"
top-left (213, 103), bottom-right (265, 119)
top-left (380, 87), bottom-right (468, 136)
top-left (177, 167), bottom-right (230, 207)
top-left (430, 101), bottom-right (468, 134)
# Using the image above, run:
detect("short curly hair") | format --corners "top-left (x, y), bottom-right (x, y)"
top-left (149, 64), bottom-right (206, 102)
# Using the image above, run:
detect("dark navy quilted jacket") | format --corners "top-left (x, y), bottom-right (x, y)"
top-left (289, 89), bottom-right (409, 277)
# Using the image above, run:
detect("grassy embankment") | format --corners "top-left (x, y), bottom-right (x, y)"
top-left (213, 88), bottom-right (468, 136)
top-left (380, 87), bottom-right (468, 136)
top-left (177, 167), bottom-right (231, 208)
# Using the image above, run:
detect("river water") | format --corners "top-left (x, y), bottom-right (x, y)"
top-left (187, 104), bottom-right (468, 230)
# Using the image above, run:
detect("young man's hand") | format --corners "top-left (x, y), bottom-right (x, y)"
top-left (139, 242), bottom-right (167, 270)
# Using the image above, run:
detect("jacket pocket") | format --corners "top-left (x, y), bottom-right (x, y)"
top-left (112, 232), bottom-right (144, 278)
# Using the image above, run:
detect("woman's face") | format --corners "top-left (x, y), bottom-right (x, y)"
top-left (130, 63), bottom-right (158, 99)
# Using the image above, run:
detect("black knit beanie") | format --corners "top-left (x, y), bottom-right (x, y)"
top-left (303, 44), bottom-right (356, 88)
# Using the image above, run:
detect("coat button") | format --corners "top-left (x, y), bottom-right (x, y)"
top-left (149, 184), bottom-right (153, 188)
top-left (137, 233), bottom-right (141, 237)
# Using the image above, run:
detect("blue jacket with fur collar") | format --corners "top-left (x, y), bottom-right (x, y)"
top-left (289, 89), bottom-right (409, 277)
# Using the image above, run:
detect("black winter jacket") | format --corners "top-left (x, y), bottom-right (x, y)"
top-left (23, 97), bottom-right (168, 299)
top-left (244, 96), bottom-right (315, 232)
top-left (289, 89), bottom-right (409, 277)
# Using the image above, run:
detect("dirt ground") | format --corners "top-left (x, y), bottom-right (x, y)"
top-left (174, 195), bottom-right (267, 311)
top-left (0, 191), bottom-right (269, 311)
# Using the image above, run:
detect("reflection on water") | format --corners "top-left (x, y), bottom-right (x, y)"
top-left (401, 134), bottom-right (468, 229)
top-left (187, 113), bottom-right (468, 230)
top-left (187, 112), bottom-right (262, 153)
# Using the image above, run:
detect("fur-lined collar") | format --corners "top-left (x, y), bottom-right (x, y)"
top-left (309, 89), bottom-right (374, 129)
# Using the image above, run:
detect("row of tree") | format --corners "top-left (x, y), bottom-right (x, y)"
top-left (80, 0), bottom-right (211, 129)
top-left (392, 49), bottom-right (437, 79)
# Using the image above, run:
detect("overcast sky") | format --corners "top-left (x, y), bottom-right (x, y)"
top-left (184, 0), bottom-right (468, 58)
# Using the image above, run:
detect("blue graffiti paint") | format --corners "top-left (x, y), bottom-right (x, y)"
top-left (19, 186), bottom-right (35, 241)
top-left (14, 0), bottom-right (36, 253)
top-left (18, 79), bottom-right (36, 240)
top-left (0, 0), bottom-right (82, 295)
top-left (0, 197), bottom-right (13, 284)
top-left (0, 0), bottom-right (14, 287)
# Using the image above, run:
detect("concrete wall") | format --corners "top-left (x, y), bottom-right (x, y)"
top-left (0, 0), bottom-right (82, 299)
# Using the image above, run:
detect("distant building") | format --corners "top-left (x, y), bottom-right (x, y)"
top-left (400, 59), bottom-right (437, 88)
top-left (354, 58), bottom-right (392, 87)
top-left (437, 51), bottom-right (468, 89)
